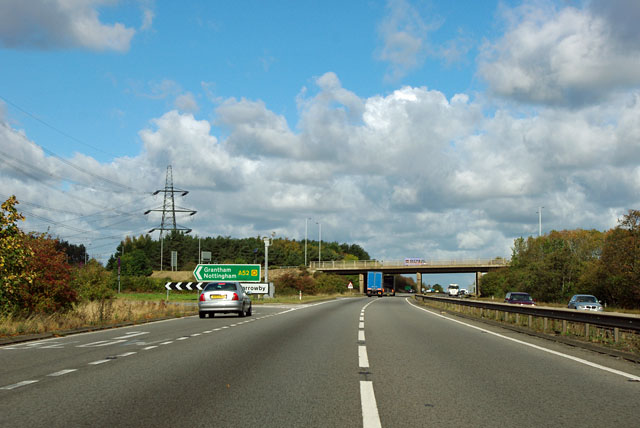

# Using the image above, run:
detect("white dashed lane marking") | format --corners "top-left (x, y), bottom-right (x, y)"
top-left (358, 345), bottom-right (370, 368)
top-left (360, 381), bottom-right (382, 428)
top-left (1, 380), bottom-right (39, 390)
top-left (0, 305), bottom-right (329, 393)
top-left (47, 369), bottom-right (77, 377)
top-left (358, 300), bottom-right (381, 428)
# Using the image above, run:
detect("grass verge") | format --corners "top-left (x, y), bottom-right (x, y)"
top-left (0, 300), bottom-right (197, 338)
top-left (0, 293), bottom-right (357, 339)
top-left (413, 297), bottom-right (640, 358)
top-left (115, 292), bottom-right (351, 305)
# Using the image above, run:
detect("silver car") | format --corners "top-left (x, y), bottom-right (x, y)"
top-left (568, 294), bottom-right (603, 311)
top-left (198, 282), bottom-right (252, 318)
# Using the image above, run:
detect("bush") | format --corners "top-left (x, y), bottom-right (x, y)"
top-left (17, 234), bottom-right (76, 315)
top-left (273, 271), bottom-right (347, 295)
top-left (0, 196), bottom-right (34, 315)
top-left (71, 260), bottom-right (114, 301)
top-left (313, 272), bottom-right (347, 294)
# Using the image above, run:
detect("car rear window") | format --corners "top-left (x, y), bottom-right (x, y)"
top-left (512, 294), bottom-right (531, 301)
top-left (204, 282), bottom-right (238, 291)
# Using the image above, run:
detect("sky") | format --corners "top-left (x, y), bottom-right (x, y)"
top-left (1, 0), bottom-right (640, 288)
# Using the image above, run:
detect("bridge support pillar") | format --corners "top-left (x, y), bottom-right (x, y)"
top-left (416, 272), bottom-right (422, 293)
top-left (475, 271), bottom-right (481, 297)
top-left (359, 273), bottom-right (364, 294)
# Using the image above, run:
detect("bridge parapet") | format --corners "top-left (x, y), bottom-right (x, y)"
top-left (310, 259), bottom-right (509, 270)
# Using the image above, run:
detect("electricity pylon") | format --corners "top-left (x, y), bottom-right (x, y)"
top-left (144, 166), bottom-right (196, 270)
top-left (145, 165), bottom-right (197, 236)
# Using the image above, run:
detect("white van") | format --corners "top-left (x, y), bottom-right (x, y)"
top-left (447, 284), bottom-right (459, 296)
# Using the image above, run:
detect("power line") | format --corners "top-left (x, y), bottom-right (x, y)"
top-left (0, 121), bottom-right (141, 193)
top-left (0, 94), bottom-right (118, 159)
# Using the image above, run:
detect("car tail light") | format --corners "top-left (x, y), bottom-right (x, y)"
top-left (199, 293), bottom-right (205, 302)
top-left (232, 293), bottom-right (239, 301)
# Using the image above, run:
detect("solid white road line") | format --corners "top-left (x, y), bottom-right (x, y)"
top-left (88, 359), bottom-right (111, 365)
top-left (143, 346), bottom-right (158, 350)
top-left (360, 381), bottom-right (382, 428)
top-left (117, 352), bottom-right (137, 357)
top-left (407, 298), bottom-right (640, 382)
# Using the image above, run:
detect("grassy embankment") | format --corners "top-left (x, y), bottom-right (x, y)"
top-left (0, 292), bottom-right (350, 338)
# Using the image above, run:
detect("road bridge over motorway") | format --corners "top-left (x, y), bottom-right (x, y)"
top-left (310, 259), bottom-right (509, 295)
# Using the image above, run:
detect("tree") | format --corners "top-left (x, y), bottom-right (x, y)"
top-left (20, 233), bottom-right (76, 314)
top-left (586, 210), bottom-right (640, 308)
top-left (120, 249), bottom-right (153, 277)
top-left (481, 229), bottom-right (604, 301)
top-left (57, 240), bottom-right (87, 265)
top-left (0, 196), bottom-right (34, 314)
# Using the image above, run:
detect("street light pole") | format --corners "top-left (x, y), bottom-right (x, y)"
top-left (305, 217), bottom-right (311, 267)
top-left (538, 206), bottom-right (544, 237)
top-left (264, 237), bottom-right (271, 284)
top-left (316, 222), bottom-right (321, 263)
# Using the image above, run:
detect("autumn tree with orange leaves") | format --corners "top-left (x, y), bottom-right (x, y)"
top-left (0, 196), bottom-right (76, 315)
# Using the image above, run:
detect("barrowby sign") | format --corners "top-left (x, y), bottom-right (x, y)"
top-left (404, 258), bottom-right (425, 265)
top-left (240, 282), bottom-right (269, 294)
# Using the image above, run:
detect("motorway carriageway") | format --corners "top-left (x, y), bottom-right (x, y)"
top-left (1, 297), bottom-right (639, 427)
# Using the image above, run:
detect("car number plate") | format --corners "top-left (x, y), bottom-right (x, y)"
top-left (210, 295), bottom-right (224, 299)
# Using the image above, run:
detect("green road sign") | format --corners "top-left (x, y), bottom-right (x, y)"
top-left (193, 264), bottom-right (261, 282)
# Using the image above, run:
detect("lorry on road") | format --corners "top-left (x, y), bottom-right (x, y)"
top-left (447, 284), bottom-right (459, 297)
top-left (366, 272), bottom-right (396, 297)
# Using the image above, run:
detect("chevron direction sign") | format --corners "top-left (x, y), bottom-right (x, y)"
top-left (193, 264), bottom-right (261, 282)
top-left (165, 282), bottom-right (205, 291)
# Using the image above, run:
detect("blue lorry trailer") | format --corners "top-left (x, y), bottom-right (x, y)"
top-left (366, 272), bottom-right (396, 297)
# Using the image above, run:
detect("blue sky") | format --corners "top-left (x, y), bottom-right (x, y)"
top-left (1, 0), bottom-right (504, 162)
top-left (1, 0), bottom-right (640, 290)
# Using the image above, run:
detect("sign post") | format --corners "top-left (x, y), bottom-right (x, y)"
top-left (193, 264), bottom-right (261, 282)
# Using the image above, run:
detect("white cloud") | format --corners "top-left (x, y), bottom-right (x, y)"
top-left (175, 92), bottom-right (199, 113)
top-left (140, 8), bottom-right (154, 31)
top-left (478, 0), bottom-right (640, 107)
top-left (0, 0), bottom-right (137, 52)
top-left (376, 0), bottom-right (438, 81)
top-left (3, 66), bottom-right (640, 264)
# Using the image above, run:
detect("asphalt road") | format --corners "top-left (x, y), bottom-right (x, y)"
top-left (1, 296), bottom-right (639, 427)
